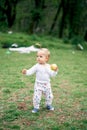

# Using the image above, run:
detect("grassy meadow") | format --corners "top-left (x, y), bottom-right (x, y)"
top-left (0, 33), bottom-right (87, 130)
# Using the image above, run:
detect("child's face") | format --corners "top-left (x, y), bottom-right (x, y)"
top-left (37, 51), bottom-right (48, 64)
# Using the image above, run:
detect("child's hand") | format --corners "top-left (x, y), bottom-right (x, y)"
top-left (22, 69), bottom-right (27, 74)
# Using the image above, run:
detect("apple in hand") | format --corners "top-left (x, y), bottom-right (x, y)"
top-left (50, 64), bottom-right (58, 71)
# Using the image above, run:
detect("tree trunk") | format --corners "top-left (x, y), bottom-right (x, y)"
top-left (49, 0), bottom-right (62, 34)
top-left (68, 0), bottom-right (84, 38)
top-left (5, 0), bottom-right (18, 28)
top-left (84, 30), bottom-right (87, 41)
top-left (59, 0), bottom-right (69, 38)
top-left (29, 0), bottom-right (45, 34)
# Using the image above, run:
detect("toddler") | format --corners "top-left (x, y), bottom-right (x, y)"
top-left (22, 48), bottom-right (58, 113)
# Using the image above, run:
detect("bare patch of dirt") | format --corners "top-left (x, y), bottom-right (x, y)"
top-left (17, 102), bottom-right (28, 110)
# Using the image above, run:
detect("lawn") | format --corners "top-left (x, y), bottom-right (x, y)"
top-left (0, 33), bottom-right (87, 130)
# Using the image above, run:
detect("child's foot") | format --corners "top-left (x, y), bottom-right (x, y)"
top-left (32, 108), bottom-right (39, 113)
top-left (46, 105), bottom-right (54, 111)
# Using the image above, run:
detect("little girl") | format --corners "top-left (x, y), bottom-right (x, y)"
top-left (22, 48), bottom-right (58, 113)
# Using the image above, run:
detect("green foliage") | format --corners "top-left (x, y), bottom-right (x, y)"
top-left (0, 32), bottom-right (62, 49)
top-left (70, 36), bottom-right (84, 45)
top-left (31, 9), bottom-right (43, 21)
top-left (0, 33), bottom-right (33, 48)
top-left (0, 0), bottom-right (87, 40)
top-left (70, 35), bottom-right (87, 50)
top-left (63, 37), bottom-right (70, 44)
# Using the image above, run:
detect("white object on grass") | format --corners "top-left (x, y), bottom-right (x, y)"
top-left (9, 45), bottom-right (39, 53)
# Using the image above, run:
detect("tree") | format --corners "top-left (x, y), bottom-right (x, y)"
top-left (54, 0), bottom-right (87, 39)
top-left (0, 0), bottom-right (87, 41)
top-left (5, 0), bottom-right (18, 28)
top-left (49, 0), bottom-right (62, 34)
top-left (0, 0), bottom-right (18, 28)
top-left (58, 0), bottom-right (69, 38)
top-left (29, 0), bottom-right (45, 34)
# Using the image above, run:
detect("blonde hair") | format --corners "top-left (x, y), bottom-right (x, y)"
top-left (38, 48), bottom-right (50, 61)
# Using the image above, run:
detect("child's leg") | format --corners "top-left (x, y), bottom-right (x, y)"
top-left (44, 83), bottom-right (53, 106)
top-left (33, 83), bottom-right (42, 109)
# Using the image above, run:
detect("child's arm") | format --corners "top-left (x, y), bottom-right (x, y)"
top-left (22, 64), bottom-right (37, 76)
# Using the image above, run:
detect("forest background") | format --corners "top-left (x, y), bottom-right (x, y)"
top-left (0, 0), bottom-right (87, 43)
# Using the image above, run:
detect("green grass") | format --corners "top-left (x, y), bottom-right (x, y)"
top-left (0, 33), bottom-right (87, 130)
